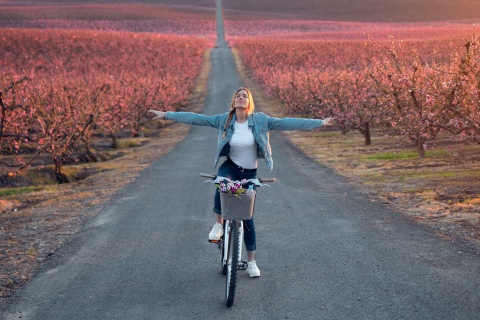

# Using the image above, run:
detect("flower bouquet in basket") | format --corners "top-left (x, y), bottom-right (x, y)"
top-left (218, 180), bottom-right (248, 195)
top-left (217, 179), bottom-right (255, 220)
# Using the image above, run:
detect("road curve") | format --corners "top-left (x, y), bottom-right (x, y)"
top-left (3, 0), bottom-right (480, 319)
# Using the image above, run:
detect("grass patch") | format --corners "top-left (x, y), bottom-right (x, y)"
top-left (365, 150), bottom-right (447, 161)
top-left (360, 171), bottom-right (455, 183)
top-left (0, 186), bottom-right (45, 197)
top-left (366, 151), bottom-right (419, 160)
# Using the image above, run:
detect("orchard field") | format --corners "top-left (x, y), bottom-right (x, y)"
top-left (1, 29), bottom-right (208, 180)
top-left (223, 1), bottom-right (480, 260)
top-left (2, 0), bottom-right (480, 305)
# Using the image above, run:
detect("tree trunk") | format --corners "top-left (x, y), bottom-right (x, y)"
top-left (417, 142), bottom-right (426, 158)
top-left (110, 133), bottom-right (118, 148)
top-left (54, 155), bottom-right (69, 183)
top-left (0, 91), bottom-right (5, 141)
top-left (82, 136), bottom-right (99, 162)
top-left (360, 122), bottom-right (372, 146)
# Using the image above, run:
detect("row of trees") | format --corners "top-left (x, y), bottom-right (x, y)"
top-left (224, 19), bottom-right (470, 41)
top-left (234, 34), bottom-right (480, 157)
top-left (0, 28), bottom-right (208, 181)
top-left (0, 20), bottom-right (216, 38)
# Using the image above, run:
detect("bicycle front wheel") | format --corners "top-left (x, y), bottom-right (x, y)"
top-left (225, 220), bottom-right (240, 307)
top-left (221, 222), bottom-right (227, 275)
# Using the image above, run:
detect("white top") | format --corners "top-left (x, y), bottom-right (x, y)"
top-left (228, 121), bottom-right (258, 169)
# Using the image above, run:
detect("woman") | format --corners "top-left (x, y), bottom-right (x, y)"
top-left (149, 87), bottom-right (333, 278)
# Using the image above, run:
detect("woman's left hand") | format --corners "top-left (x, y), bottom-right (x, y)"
top-left (322, 117), bottom-right (335, 126)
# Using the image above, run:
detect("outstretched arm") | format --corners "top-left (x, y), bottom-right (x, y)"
top-left (266, 113), bottom-right (335, 131)
top-left (148, 110), bottom-right (225, 128)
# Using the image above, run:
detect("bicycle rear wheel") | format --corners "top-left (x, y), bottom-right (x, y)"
top-left (225, 220), bottom-right (240, 307)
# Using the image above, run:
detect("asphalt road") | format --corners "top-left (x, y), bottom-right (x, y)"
top-left (3, 1), bottom-right (480, 319)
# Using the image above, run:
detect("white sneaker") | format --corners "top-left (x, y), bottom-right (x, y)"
top-left (246, 260), bottom-right (260, 278)
top-left (209, 222), bottom-right (223, 241)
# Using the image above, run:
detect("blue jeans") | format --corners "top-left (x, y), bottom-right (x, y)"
top-left (213, 160), bottom-right (257, 251)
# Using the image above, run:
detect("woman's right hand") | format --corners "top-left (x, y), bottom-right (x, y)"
top-left (148, 110), bottom-right (167, 120)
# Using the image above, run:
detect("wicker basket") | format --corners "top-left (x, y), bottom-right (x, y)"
top-left (220, 191), bottom-right (256, 220)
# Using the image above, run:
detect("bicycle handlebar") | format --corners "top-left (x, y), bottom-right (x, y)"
top-left (258, 177), bottom-right (276, 183)
top-left (200, 173), bottom-right (276, 184)
top-left (200, 173), bottom-right (216, 179)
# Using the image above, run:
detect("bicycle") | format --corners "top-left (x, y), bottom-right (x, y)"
top-left (201, 173), bottom-right (275, 307)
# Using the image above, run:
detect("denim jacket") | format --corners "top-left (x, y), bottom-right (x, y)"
top-left (165, 111), bottom-right (325, 171)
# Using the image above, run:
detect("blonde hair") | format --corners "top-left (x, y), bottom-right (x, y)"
top-left (223, 87), bottom-right (255, 138)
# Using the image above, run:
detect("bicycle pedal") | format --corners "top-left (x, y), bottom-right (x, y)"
top-left (208, 239), bottom-right (220, 243)
top-left (238, 261), bottom-right (248, 270)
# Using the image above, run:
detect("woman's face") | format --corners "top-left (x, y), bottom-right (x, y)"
top-left (234, 89), bottom-right (249, 110)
